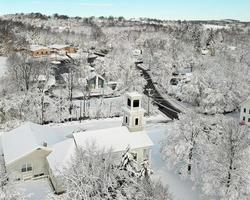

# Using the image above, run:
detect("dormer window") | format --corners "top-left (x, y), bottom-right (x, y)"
top-left (127, 98), bottom-right (131, 107)
top-left (133, 100), bottom-right (140, 107)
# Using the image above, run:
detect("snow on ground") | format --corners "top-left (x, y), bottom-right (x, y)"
top-left (0, 56), bottom-right (7, 77)
top-left (225, 111), bottom-right (240, 121)
top-left (203, 24), bottom-right (228, 30)
top-left (15, 178), bottom-right (53, 200)
top-left (146, 116), bottom-right (201, 200)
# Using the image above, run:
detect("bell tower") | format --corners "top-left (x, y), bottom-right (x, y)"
top-left (123, 92), bottom-right (145, 132)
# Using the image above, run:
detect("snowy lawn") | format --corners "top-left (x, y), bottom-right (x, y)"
top-left (146, 116), bottom-right (202, 200)
top-left (14, 178), bottom-right (54, 200)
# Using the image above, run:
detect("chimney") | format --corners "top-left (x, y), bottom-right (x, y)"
top-left (43, 141), bottom-right (48, 147)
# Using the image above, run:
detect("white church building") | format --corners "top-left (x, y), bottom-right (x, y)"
top-left (1, 92), bottom-right (153, 194)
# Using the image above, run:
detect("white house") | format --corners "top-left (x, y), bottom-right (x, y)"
top-left (1, 92), bottom-right (153, 194)
top-left (240, 97), bottom-right (250, 125)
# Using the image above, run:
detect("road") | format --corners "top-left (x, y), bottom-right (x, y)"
top-left (137, 64), bottom-right (181, 120)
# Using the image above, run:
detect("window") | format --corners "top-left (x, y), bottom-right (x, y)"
top-left (21, 163), bottom-right (32, 173)
top-left (244, 108), bottom-right (246, 113)
top-left (243, 116), bottom-right (246, 121)
top-left (125, 116), bottom-right (128, 124)
top-left (132, 152), bottom-right (137, 161)
top-left (127, 98), bottom-right (131, 107)
top-left (248, 118), bottom-right (250, 122)
top-left (133, 100), bottom-right (140, 107)
top-left (143, 149), bottom-right (149, 159)
top-left (135, 118), bottom-right (139, 125)
top-left (98, 78), bottom-right (104, 88)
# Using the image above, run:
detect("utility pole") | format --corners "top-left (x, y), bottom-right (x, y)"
top-left (146, 88), bottom-right (153, 116)
top-left (41, 95), bottom-right (44, 125)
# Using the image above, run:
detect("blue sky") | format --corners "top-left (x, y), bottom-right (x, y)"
top-left (0, 0), bottom-right (249, 21)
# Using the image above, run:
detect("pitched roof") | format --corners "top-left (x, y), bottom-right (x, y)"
top-left (2, 122), bottom-right (47, 165)
top-left (47, 138), bottom-right (76, 175)
top-left (73, 126), bottom-right (153, 153)
top-left (87, 71), bottom-right (105, 81)
top-left (30, 45), bottom-right (48, 51)
top-left (48, 44), bottom-right (69, 50)
top-left (1, 122), bottom-right (73, 165)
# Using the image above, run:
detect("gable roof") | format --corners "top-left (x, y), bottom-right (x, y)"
top-left (1, 122), bottom-right (73, 165)
top-left (87, 71), bottom-right (105, 81)
top-left (2, 122), bottom-right (47, 165)
top-left (73, 126), bottom-right (153, 153)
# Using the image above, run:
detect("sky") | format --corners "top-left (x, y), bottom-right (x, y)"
top-left (0, 0), bottom-right (249, 21)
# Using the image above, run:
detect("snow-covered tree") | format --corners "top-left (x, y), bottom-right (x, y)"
top-left (200, 118), bottom-right (250, 200)
top-left (161, 111), bottom-right (208, 179)
top-left (57, 145), bottom-right (172, 200)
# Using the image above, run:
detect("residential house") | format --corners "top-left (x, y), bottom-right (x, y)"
top-left (240, 97), bottom-right (250, 125)
top-left (87, 72), bottom-right (105, 94)
top-left (30, 45), bottom-right (51, 57)
top-left (49, 45), bottom-right (77, 55)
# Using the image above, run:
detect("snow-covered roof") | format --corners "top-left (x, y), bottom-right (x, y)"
top-left (87, 71), bottom-right (105, 81)
top-left (127, 92), bottom-right (142, 99)
top-left (48, 44), bottom-right (69, 50)
top-left (73, 126), bottom-right (153, 153)
top-left (30, 45), bottom-right (48, 52)
top-left (2, 122), bottom-right (50, 165)
top-left (1, 122), bottom-right (74, 165)
top-left (47, 138), bottom-right (76, 175)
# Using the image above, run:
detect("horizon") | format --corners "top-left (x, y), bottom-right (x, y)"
top-left (0, 0), bottom-right (250, 22)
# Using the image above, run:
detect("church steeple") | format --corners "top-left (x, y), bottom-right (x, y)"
top-left (122, 92), bottom-right (145, 132)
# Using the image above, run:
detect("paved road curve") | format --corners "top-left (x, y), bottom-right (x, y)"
top-left (137, 64), bottom-right (181, 120)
